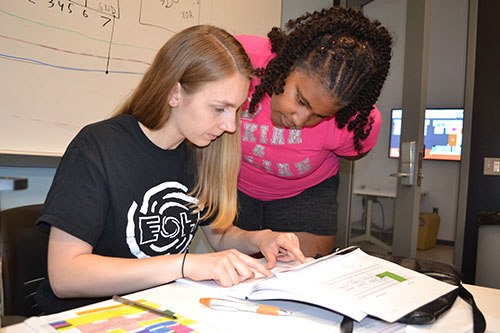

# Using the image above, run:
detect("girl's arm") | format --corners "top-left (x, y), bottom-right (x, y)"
top-left (48, 226), bottom-right (184, 298)
top-left (201, 225), bottom-right (306, 269)
top-left (48, 226), bottom-right (276, 298)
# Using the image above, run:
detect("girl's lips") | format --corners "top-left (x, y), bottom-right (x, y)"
top-left (281, 115), bottom-right (296, 128)
top-left (273, 112), bottom-right (292, 128)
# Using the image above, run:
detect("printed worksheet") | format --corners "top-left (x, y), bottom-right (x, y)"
top-left (178, 247), bottom-right (457, 323)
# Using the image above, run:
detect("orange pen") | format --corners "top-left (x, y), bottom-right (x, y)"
top-left (199, 297), bottom-right (292, 316)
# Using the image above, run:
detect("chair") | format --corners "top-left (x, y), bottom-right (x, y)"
top-left (1, 204), bottom-right (48, 323)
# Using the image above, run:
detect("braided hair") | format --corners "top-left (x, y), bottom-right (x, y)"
top-left (249, 7), bottom-right (392, 152)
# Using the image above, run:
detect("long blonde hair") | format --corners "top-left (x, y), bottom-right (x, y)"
top-left (115, 25), bottom-right (253, 229)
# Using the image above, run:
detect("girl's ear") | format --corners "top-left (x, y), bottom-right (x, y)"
top-left (168, 82), bottom-right (181, 108)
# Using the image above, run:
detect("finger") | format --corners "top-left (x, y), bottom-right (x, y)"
top-left (276, 251), bottom-right (298, 262)
top-left (215, 263), bottom-right (242, 287)
top-left (213, 253), bottom-right (244, 287)
top-left (221, 251), bottom-right (265, 284)
top-left (237, 254), bottom-right (272, 277)
top-left (287, 245), bottom-right (307, 264)
top-left (263, 251), bottom-right (277, 269)
top-left (225, 262), bottom-right (243, 286)
top-left (230, 255), bottom-right (259, 282)
top-left (277, 237), bottom-right (307, 264)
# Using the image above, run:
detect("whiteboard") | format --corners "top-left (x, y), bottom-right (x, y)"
top-left (0, 0), bottom-right (281, 161)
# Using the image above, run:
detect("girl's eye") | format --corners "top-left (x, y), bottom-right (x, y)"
top-left (215, 107), bottom-right (225, 112)
top-left (297, 95), bottom-right (306, 106)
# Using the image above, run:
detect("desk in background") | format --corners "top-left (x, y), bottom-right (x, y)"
top-left (2, 282), bottom-right (499, 332)
top-left (351, 187), bottom-right (396, 251)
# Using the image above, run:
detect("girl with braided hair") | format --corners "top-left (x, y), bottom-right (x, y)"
top-left (234, 6), bottom-right (392, 257)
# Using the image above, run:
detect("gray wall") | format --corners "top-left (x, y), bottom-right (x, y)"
top-left (281, 0), bottom-right (333, 27)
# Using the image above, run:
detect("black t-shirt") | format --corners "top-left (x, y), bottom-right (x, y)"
top-left (36, 114), bottom-right (207, 313)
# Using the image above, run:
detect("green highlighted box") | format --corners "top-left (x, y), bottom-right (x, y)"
top-left (377, 271), bottom-right (407, 282)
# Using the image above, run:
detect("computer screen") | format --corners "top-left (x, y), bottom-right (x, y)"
top-left (389, 108), bottom-right (464, 161)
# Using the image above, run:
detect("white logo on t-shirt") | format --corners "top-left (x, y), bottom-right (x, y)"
top-left (126, 181), bottom-right (199, 258)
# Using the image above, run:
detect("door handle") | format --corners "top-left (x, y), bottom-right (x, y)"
top-left (395, 141), bottom-right (416, 186)
top-left (390, 172), bottom-right (410, 178)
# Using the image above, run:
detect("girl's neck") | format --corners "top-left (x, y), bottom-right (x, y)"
top-left (138, 121), bottom-right (184, 150)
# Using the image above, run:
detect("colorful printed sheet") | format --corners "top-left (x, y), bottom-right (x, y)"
top-left (24, 298), bottom-right (201, 333)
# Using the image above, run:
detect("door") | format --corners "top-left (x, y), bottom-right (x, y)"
top-left (390, 0), bottom-right (430, 258)
top-left (337, 0), bottom-right (430, 258)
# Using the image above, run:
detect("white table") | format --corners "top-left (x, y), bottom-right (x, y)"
top-left (351, 187), bottom-right (396, 251)
top-left (2, 283), bottom-right (499, 332)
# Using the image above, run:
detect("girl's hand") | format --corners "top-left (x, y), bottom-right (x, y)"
top-left (182, 249), bottom-right (272, 287)
top-left (255, 230), bottom-right (307, 269)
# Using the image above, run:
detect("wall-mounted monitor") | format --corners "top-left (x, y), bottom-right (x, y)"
top-left (389, 108), bottom-right (464, 161)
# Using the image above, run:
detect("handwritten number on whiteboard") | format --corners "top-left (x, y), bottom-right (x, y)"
top-left (159, 0), bottom-right (180, 8)
top-left (82, 9), bottom-right (88, 18)
top-left (101, 16), bottom-right (111, 27)
top-left (48, 0), bottom-right (54, 8)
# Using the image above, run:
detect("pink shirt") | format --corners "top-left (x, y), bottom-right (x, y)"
top-left (236, 35), bottom-right (382, 201)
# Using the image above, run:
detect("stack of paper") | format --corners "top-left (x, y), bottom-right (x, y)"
top-left (177, 247), bottom-right (457, 323)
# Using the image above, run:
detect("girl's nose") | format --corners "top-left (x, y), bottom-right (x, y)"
top-left (220, 111), bottom-right (236, 133)
top-left (291, 108), bottom-right (311, 128)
